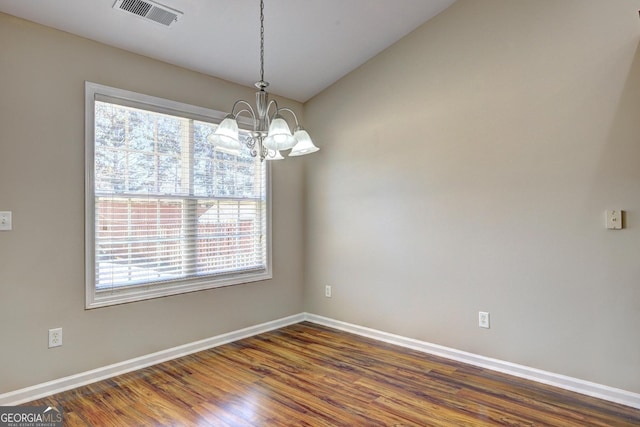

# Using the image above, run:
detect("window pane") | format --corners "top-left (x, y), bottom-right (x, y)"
top-left (193, 121), bottom-right (262, 198)
top-left (196, 200), bottom-right (265, 274)
top-left (158, 155), bottom-right (182, 194)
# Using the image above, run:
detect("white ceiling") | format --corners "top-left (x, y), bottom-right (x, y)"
top-left (0, 0), bottom-right (456, 102)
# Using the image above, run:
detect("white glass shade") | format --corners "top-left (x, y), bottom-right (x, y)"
top-left (264, 116), bottom-right (296, 151)
top-left (265, 150), bottom-right (284, 160)
top-left (211, 141), bottom-right (241, 156)
top-left (289, 128), bottom-right (319, 156)
top-left (210, 116), bottom-right (242, 156)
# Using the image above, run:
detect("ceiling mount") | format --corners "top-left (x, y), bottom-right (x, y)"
top-left (113, 0), bottom-right (182, 27)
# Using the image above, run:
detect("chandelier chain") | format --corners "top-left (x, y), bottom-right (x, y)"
top-left (260, 0), bottom-right (265, 83)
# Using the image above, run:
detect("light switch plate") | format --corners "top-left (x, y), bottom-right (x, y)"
top-left (0, 211), bottom-right (11, 231)
top-left (479, 311), bottom-right (490, 329)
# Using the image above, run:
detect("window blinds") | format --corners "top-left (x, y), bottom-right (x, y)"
top-left (92, 100), bottom-right (267, 292)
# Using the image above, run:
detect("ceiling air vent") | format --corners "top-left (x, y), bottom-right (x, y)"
top-left (113, 0), bottom-right (183, 27)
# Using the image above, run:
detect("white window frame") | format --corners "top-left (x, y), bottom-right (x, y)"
top-left (85, 82), bottom-right (272, 309)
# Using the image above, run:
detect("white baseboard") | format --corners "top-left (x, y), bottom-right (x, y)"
top-left (0, 313), bottom-right (305, 406)
top-left (2, 312), bottom-right (639, 411)
top-left (303, 313), bottom-right (640, 410)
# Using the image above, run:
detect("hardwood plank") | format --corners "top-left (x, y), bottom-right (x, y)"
top-left (26, 322), bottom-right (640, 426)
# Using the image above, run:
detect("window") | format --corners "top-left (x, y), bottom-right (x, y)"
top-left (85, 82), bottom-right (271, 308)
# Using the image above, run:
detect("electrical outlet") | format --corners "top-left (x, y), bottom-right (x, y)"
top-left (48, 328), bottom-right (63, 348)
top-left (478, 312), bottom-right (490, 329)
top-left (325, 285), bottom-right (332, 298)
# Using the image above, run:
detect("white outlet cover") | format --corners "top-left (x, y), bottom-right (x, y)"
top-left (48, 328), bottom-right (63, 348)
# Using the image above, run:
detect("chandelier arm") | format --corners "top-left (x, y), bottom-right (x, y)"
top-left (266, 99), bottom-right (280, 121)
top-left (231, 100), bottom-right (257, 120)
top-left (233, 108), bottom-right (257, 123)
top-left (277, 107), bottom-right (301, 127)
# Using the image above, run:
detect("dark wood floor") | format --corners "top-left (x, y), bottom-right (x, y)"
top-left (29, 322), bottom-right (640, 426)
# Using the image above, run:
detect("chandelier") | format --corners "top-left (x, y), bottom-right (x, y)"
top-left (210, 0), bottom-right (319, 161)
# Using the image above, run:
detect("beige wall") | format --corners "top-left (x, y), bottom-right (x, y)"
top-left (304, 0), bottom-right (640, 393)
top-left (0, 13), bottom-right (305, 393)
